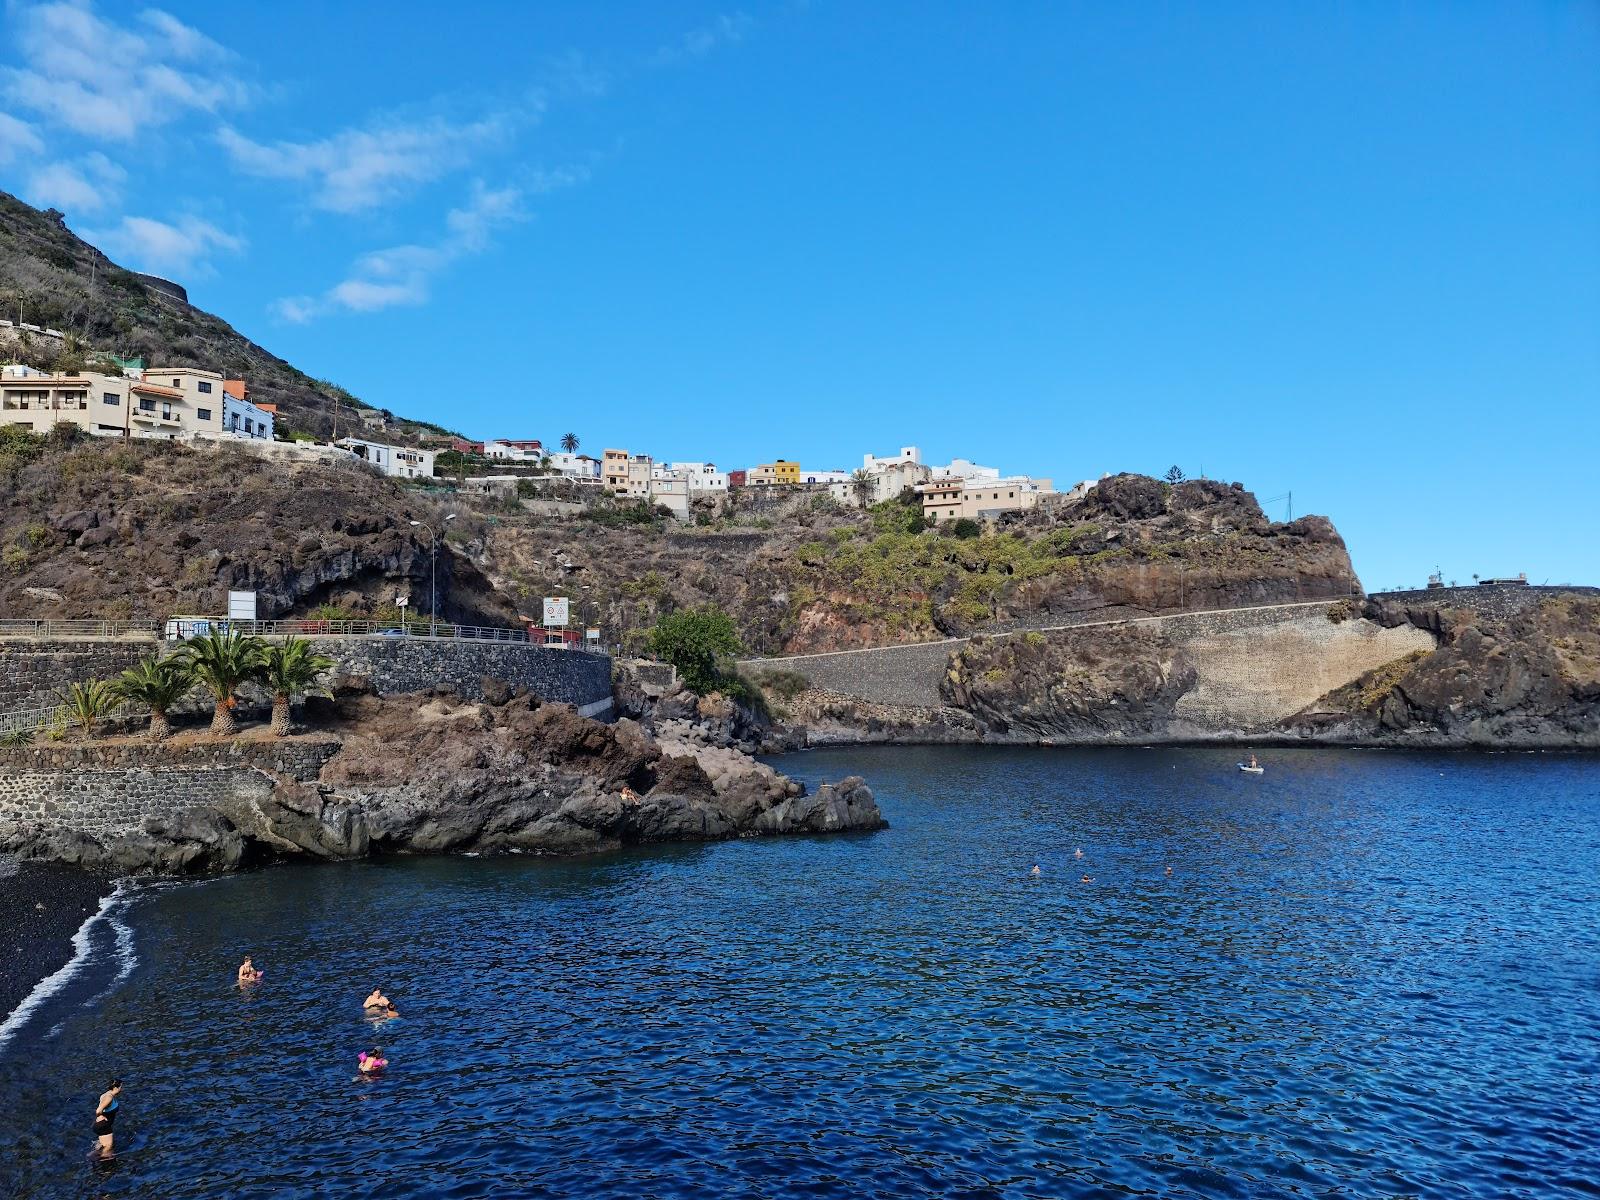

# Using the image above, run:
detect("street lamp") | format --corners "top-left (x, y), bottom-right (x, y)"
top-left (409, 513), bottom-right (456, 636)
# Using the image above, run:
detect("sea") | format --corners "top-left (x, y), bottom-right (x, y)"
top-left (0, 745), bottom-right (1596, 1199)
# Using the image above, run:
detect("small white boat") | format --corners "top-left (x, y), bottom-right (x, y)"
top-left (1238, 763), bottom-right (1264, 774)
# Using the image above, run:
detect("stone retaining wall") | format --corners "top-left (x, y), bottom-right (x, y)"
top-left (0, 636), bottom-right (614, 717)
top-left (0, 740), bottom-right (338, 840)
top-left (1368, 584), bottom-right (1597, 621)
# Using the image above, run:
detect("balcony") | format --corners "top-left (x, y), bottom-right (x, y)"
top-left (132, 409), bottom-right (181, 426)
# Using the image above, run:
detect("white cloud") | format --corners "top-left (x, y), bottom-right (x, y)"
top-left (217, 113), bottom-right (520, 214)
top-left (652, 13), bottom-right (754, 65)
top-left (1, 2), bottom-right (249, 140)
top-left (0, 113), bottom-right (45, 166)
top-left (273, 182), bottom-right (538, 321)
top-left (24, 153), bottom-right (126, 214)
top-left (81, 214), bottom-right (244, 277)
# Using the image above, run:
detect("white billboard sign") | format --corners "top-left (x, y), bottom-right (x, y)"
top-left (227, 590), bottom-right (257, 621)
top-left (543, 596), bottom-right (570, 627)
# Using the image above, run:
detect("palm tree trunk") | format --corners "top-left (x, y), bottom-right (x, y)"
top-left (210, 700), bottom-right (237, 736)
top-left (148, 708), bottom-right (170, 742)
top-left (271, 695), bottom-right (291, 736)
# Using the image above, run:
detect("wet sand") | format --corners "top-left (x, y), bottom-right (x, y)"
top-left (0, 858), bottom-right (117, 1026)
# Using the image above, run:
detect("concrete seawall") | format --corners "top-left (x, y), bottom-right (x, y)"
top-left (747, 601), bottom-right (1439, 739)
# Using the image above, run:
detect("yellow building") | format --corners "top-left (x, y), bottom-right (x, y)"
top-left (749, 459), bottom-right (801, 486)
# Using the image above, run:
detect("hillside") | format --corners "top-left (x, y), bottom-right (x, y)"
top-left (0, 190), bottom-right (451, 443)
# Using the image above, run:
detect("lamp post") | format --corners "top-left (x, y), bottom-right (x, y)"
top-left (408, 513), bottom-right (456, 636)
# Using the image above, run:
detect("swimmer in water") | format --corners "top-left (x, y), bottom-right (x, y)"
top-left (1080, 874), bottom-right (1094, 883)
top-left (93, 1077), bottom-right (122, 1159)
top-left (1030, 865), bottom-right (1041, 877)
top-left (237, 956), bottom-right (263, 984)
top-left (364, 988), bottom-right (399, 1018)
top-left (1165, 865), bottom-right (1173, 876)
top-left (1074, 848), bottom-right (1084, 859)
top-left (358, 1048), bottom-right (387, 1074)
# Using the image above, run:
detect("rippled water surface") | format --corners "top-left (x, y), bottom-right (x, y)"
top-left (2, 746), bottom-right (1598, 1198)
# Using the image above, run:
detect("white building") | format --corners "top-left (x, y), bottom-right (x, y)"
top-left (336, 437), bottom-right (436, 479)
top-left (484, 439), bottom-right (547, 461)
top-left (926, 456), bottom-right (1000, 481)
top-left (863, 446), bottom-right (922, 472)
top-left (829, 458), bottom-right (933, 507)
top-left (653, 461), bottom-right (728, 492)
top-left (548, 452), bottom-right (601, 480)
top-left (801, 469), bottom-right (851, 486)
top-left (1, 365), bottom-right (274, 441)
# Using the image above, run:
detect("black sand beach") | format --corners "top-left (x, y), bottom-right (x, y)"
top-left (0, 858), bottom-right (117, 1027)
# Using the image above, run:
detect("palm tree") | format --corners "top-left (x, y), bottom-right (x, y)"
top-left (111, 657), bottom-right (194, 741)
top-left (850, 469), bottom-right (875, 510)
top-left (258, 637), bottom-right (335, 736)
top-left (54, 679), bottom-right (119, 741)
top-left (181, 629), bottom-right (266, 736)
top-left (560, 432), bottom-right (579, 455)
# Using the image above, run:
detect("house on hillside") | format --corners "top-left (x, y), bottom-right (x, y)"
top-left (336, 437), bottom-right (436, 479)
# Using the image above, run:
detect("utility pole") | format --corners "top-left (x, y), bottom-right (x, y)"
top-left (409, 514), bottom-right (457, 635)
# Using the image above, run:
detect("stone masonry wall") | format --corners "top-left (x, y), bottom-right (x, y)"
top-left (1368, 584), bottom-right (1598, 622)
top-left (0, 637), bottom-right (155, 712)
top-left (0, 636), bottom-right (614, 716)
top-left (0, 740), bottom-right (338, 840)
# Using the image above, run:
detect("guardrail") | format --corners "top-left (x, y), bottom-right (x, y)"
top-left (0, 703), bottom-right (68, 738)
top-left (0, 616), bottom-right (549, 645)
top-left (0, 619), bottom-right (163, 639)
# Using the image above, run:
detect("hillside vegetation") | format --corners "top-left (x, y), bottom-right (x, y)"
top-left (0, 190), bottom-right (450, 443)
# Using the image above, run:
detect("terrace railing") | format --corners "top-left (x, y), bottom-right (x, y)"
top-left (0, 619), bottom-right (163, 640)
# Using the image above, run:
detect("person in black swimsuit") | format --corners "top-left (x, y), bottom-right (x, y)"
top-left (94, 1077), bottom-right (123, 1158)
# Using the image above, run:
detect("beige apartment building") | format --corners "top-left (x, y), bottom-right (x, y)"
top-left (1, 366), bottom-right (274, 441)
top-left (601, 448), bottom-right (630, 490)
top-left (921, 476), bottom-right (1054, 524)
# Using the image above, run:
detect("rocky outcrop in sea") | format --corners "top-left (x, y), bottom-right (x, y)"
top-left (0, 687), bottom-right (885, 875)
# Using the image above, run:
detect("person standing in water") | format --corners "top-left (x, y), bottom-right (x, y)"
top-left (237, 956), bottom-right (263, 985)
top-left (364, 988), bottom-right (398, 1018)
top-left (93, 1078), bottom-right (123, 1158)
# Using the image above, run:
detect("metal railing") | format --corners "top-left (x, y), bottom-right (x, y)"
top-left (0, 619), bottom-right (163, 639)
top-left (0, 703), bottom-right (67, 738)
top-left (229, 618), bottom-right (536, 644)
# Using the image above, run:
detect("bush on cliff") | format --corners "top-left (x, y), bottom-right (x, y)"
top-left (647, 606), bottom-right (743, 694)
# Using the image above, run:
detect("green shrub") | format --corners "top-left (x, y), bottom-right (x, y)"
top-left (952, 518), bottom-right (981, 539)
top-left (646, 605), bottom-right (743, 694)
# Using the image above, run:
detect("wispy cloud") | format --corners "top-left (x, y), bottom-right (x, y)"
top-left (23, 152), bottom-right (126, 214)
top-left (651, 12), bottom-right (754, 65)
top-left (273, 178), bottom-right (572, 321)
top-left (80, 214), bottom-right (245, 277)
top-left (216, 112), bottom-right (525, 214)
top-left (1, 2), bottom-right (250, 139)
top-left (0, 113), bottom-right (45, 166)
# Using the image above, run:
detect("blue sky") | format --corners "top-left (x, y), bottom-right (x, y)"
top-left (2, 1), bottom-right (1597, 590)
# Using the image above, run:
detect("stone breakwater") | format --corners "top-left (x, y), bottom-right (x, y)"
top-left (0, 692), bottom-right (885, 874)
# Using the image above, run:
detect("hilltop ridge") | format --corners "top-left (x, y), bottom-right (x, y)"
top-left (0, 190), bottom-right (449, 442)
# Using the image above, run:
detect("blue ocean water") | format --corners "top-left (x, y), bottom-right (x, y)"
top-left (1, 746), bottom-right (1596, 1198)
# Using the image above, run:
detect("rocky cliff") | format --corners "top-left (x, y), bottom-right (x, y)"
top-left (0, 436), bottom-right (516, 624)
top-left (1285, 593), bottom-right (1600, 748)
top-left (0, 689), bottom-right (885, 874)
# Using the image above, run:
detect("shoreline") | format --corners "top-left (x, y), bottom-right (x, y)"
top-left (0, 858), bottom-right (122, 1047)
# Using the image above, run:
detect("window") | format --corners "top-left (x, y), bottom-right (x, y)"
top-left (244, 419), bottom-right (254, 435)
top-left (103, 392), bottom-right (119, 406)
top-left (197, 407), bottom-right (211, 421)
top-left (162, 405), bottom-right (173, 420)
top-left (97, 424), bottom-right (120, 433)
top-left (139, 398), bottom-right (155, 412)
top-left (198, 381), bottom-right (212, 393)
top-left (172, 378), bottom-right (180, 387)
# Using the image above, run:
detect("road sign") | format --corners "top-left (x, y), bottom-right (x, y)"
top-left (227, 591), bottom-right (257, 621)
top-left (396, 596), bottom-right (409, 608)
top-left (585, 626), bottom-right (600, 641)
top-left (543, 597), bottom-right (570, 627)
